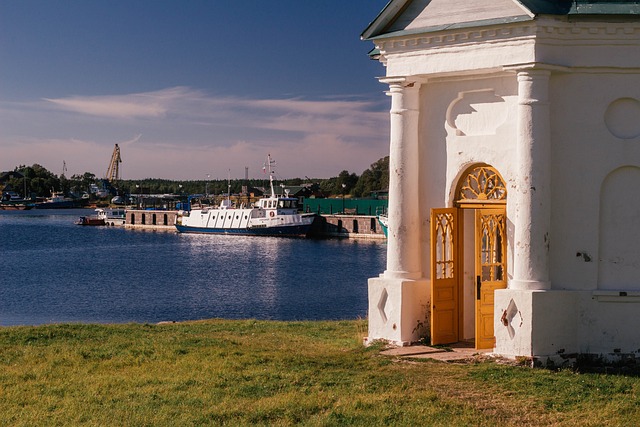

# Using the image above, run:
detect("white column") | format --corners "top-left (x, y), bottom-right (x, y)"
top-left (382, 78), bottom-right (422, 280)
top-left (511, 69), bottom-right (551, 290)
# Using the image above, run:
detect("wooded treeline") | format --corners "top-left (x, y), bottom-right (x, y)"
top-left (3, 157), bottom-right (389, 200)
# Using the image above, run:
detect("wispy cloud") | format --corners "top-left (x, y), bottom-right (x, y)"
top-left (1, 87), bottom-right (390, 179)
top-left (42, 87), bottom-right (198, 119)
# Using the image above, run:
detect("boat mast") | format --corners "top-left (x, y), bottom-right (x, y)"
top-left (267, 154), bottom-right (276, 198)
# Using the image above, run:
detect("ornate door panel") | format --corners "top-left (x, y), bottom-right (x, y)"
top-left (430, 208), bottom-right (461, 345)
top-left (475, 209), bottom-right (507, 350)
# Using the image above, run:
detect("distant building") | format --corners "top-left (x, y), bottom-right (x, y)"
top-left (1, 171), bottom-right (27, 200)
top-left (0, 171), bottom-right (24, 183)
top-left (272, 183), bottom-right (325, 199)
top-left (370, 189), bottom-right (388, 200)
top-left (363, 0), bottom-right (640, 363)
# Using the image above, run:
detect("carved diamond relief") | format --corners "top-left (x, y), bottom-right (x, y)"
top-left (377, 288), bottom-right (389, 324)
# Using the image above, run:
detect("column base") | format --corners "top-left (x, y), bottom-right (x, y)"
top-left (366, 276), bottom-right (429, 346)
top-left (509, 279), bottom-right (551, 290)
top-left (494, 289), bottom-right (577, 358)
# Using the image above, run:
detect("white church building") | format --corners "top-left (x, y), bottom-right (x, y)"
top-left (363, 0), bottom-right (640, 361)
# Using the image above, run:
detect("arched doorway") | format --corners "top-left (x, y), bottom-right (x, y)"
top-left (430, 165), bottom-right (507, 349)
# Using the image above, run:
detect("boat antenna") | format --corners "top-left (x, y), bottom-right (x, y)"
top-left (227, 169), bottom-right (231, 200)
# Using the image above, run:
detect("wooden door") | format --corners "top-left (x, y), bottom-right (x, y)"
top-left (430, 208), bottom-right (461, 345)
top-left (475, 208), bottom-right (507, 350)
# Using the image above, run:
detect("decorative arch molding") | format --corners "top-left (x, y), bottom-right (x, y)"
top-left (455, 164), bottom-right (507, 208)
top-left (446, 89), bottom-right (508, 137)
top-left (598, 166), bottom-right (640, 290)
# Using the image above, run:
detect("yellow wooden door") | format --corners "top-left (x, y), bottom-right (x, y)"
top-left (430, 208), bottom-right (460, 345)
top-left (475, 208), bottom-right (507, 350)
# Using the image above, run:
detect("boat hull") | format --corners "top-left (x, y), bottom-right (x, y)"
top-left (175, 223), bottom-right (312, 237)
top-left (34, 200), bottom-right (86, 209)
top-left (0, 203), bottom-right (33, 210)
top-left (77, 216), bottom-right (106, 226)
top-left (377, 214), bottom-right (388, 238)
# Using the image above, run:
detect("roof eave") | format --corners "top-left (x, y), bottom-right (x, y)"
top-left (362, 1), bottom-right (640, 42)
top-left (367, 15), bottom-right (534, 41)
top-left (361, 0), bottom-right (411, 40)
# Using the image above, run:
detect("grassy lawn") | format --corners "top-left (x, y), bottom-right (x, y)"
top-left (0, 319), bottom-right (639, 426)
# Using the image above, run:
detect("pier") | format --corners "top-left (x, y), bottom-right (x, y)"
top-left (125, 209), bottom-right (177, 231)
top-left (310, 214), bottom-right (385, 239)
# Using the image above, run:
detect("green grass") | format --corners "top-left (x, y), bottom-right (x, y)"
top-left (0, 319), bottom-right (639, 426)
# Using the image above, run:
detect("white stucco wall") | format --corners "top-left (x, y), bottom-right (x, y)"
top-left (368, 11), bottom-right (640, 358)
top-left (549, 72), bottom-right (640, 291)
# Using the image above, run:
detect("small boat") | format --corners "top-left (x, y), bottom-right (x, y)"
top-left (0, 191), bottom-right (34, 210)
top-left (377, 214), bottom-right (388, 237)
top-left (96, 207), bottom-right (126, 226)
top-left (176, 155), bottom-right (315, 236)
top-left (77, 214), bottom-right (105, 226)
top-left (77, 208), bottom-right (126, 226)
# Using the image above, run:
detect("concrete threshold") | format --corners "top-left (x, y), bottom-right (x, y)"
top-left (381, 343), bottom-right (490, 362)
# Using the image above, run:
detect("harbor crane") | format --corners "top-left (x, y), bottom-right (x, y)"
top-left (106, 144), bottom-right (122, 182)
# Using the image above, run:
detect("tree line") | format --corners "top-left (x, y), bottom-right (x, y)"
top-left (3, 157), bottom-right (389, 200)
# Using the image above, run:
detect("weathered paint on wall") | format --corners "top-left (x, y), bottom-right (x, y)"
top-left (364, 0), bottom-right (640, 360)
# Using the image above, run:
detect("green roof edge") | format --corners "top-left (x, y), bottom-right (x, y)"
top-left (362, 1), bottom-right (640, 42)
top-left (366, 15), bottom-right (533, 41)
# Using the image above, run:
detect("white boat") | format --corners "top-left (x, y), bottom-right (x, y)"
top-left (96, 207), bottom-right (126, 226)
top-left (377, 214), bottom-right (388, 238)
top-left (175, 155), bottom-right (315, 237)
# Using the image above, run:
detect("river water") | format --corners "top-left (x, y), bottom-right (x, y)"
top-left (0, 209), bottom-right (386, 326)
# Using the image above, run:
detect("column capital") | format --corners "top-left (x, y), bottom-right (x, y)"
top-left (379, 76), bottom-right (424, 88)
top-left (516, 66), bottom-right (552, 106)
top-left (384, 77), bottom-right (421, 112)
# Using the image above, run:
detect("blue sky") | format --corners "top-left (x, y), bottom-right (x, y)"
top-left (0, 1), bottom-right (390, 180)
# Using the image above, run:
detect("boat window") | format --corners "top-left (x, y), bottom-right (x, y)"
top-left (130, 213), bottom-right (135, 224)
top-left (163, 214), bottom-right (168, 226)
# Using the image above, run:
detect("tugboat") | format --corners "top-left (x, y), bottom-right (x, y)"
top-left (77, 208), bottom-right (126, 226)
top-left (77, 214), bottom-right (106, 226)
top-left (175, 155), bottom-right (315, 236)
top-left (97, 207), bottom-right (126, 226)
